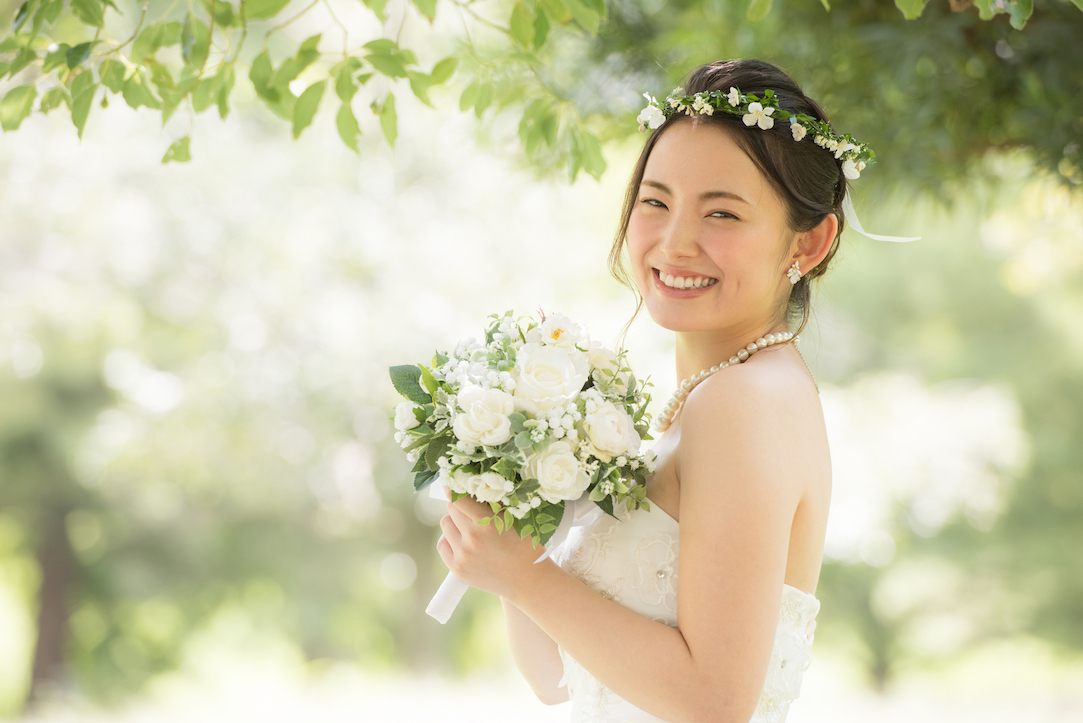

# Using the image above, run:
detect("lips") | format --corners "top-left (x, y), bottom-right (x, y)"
top-left (652, 267), bottom-right (718, 296)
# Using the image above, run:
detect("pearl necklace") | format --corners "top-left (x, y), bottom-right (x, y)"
top-left (653, 331), bottom-right (798, 432)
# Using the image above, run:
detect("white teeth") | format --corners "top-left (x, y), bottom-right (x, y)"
top-left (658, 271), bottom-right (717, 290)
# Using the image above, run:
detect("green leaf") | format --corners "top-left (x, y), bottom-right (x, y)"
top-left (249, 50), bottom-right (279, 102)
top-left (39, 0), bottom-right (65, 25)
top-left (181, 14), bottom-right (211, 69)
top-left (1008, 0), bottom-right (1033, 30)
top-left (367, 54), bottom-right (409, 78)
top-left (71, 0), bottom-right (105, 28)
top-left (494, 514), bottom-right (504, 534)
top-left (13, 1), bottom-right (34, 31)
top-left (132, 22), bottom-right (163, 61)
top-left (429, 57), bottom-right (458, 85)
top-left (510, 2), bottom-right (534, 48)
top-left (414, 468), bottom-right (439, 492)
top-left (746, 0), bottom-right (772, 21)
top-left (375, 92), bottom-right (397, 147)
top-left (292, 79), bottom-right (326, 139)
top-left (1070, 0), bottom-right (1083, 11)
top-left (418, 364), bottom-right (438, 396)
top-left (389, 365), bottom-right (429, 404)
top-left (39, 86), bottom-right (68, 114)
top-left (426, 436), bottom-right (452, 472)
top-left (96, 57), bottom-right (125, 94)
top-left (8, 47), bottom-right (36, 77)
top-left (121, 70), bottom-right (163, 110)
top-left (71, 81), bottom-right (97, 138)
top-left (216, 62), bottom-right (235, 119)
top-left (66, 41), bottom-right (96, 69)
top-left (242, 0), bottom-right (292, 21)
top-left (539, 0), bottom-right (571, 24)
top-left (537, 504), bottom-right (564, 545)
top-left (534, 7), bottom-right (551, 49)
top-left (459, 80), bottom-right (480, 112)
top-left (70, 70), bottom-right (95, 104)
top-left (161, 135), bottom-right (191, 163)
top-left (334, 63), bottom-right (357, 102)
top-left (595, 493), bottom-right (616, 518)
top-left (474, 83), bottom-right (492, 118)
top-left (579, 129), bottom-right (606, 180)
top-left (411, 0), bottom-right (437, 21)
top-left (362, 0), bottom-right (388, 21)
top-left (0, 85), bottom-right (37, 131)
top-left (893, 0), bottom-right (927, 19)
top-left (336, 102), bottom-right (361, 153)
top-left (42, 43), bottom-right (71, 73)
top-left (564, 0), bottom-right (601, 34)
top-left (819, 0), bottom-right (830, 10)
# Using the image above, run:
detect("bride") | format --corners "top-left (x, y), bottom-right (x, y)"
top-left (438, 58), bottom-right (841, 723)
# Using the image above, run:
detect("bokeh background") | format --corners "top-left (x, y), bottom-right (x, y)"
top-left (2, 0), bottom-right (1083, 721)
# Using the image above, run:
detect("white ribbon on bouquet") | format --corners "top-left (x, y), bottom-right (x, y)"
top-left (425, 482), bottom-right (604, 624)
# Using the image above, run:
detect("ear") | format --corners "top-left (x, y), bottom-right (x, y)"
top-left (792, 211), bottom-right (838, 272)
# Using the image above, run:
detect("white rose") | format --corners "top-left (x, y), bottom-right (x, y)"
top-left (582, 401), bottom-right (640, 463)
top-left (512, 342), bottom-right (590, 416)
top-left (587, 343), bottom-right (632, 397)
top-left (525, 441), bottom-right (591, 504)
top-left (525, 312), bottom-right (587, 349)
top-left (394, 401), bottom-right (423, 431)
top-left (468, 471), bottom-right (514, 504)
top-left (452, 384), bottom-right (515, 447)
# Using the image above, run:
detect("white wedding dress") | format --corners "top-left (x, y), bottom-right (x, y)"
top-left (550, 499), bottom-right (821, 723)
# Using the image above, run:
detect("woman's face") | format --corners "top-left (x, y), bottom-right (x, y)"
top-left (626, 118), bottom-right (796, 334)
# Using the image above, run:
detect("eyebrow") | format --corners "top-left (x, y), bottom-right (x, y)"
top-left (640, 179), bottom-right (750, 205)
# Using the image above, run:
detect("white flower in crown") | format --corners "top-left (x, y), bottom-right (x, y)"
top-left (790, 117), bottom-right (807, 141)
top-left (691, 93), bottom-right (714, 116)
top-left (743, 101), bottom-right (776, 130)
top-left (841, 157), bottom-right (861, 180)
top-left (727, 86), bottom-right (741, 108)
top-left (637, 93), bottom-right (665, 132)
top-left (833, 140), bottom-right (857, 159)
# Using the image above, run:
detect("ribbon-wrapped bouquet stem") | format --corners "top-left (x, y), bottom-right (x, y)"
top-left (389, 309), bottom-right (658, 623)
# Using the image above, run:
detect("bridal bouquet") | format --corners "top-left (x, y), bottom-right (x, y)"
top-left (389, 309), bottom-right (657, 623)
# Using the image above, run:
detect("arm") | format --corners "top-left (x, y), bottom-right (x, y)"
top-left (439, 367), bottom-right (804, 723)
top-left (500, 596), bottom-right (570, 705)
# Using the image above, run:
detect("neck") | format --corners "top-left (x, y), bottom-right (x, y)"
top-left (674, 321), bottom-right (791, 382)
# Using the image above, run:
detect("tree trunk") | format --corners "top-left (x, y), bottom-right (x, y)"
top-left (25, 507), bottom-right (75, 710)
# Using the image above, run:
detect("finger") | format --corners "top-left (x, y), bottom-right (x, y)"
top-left (436, 533), bottom-right (454, 568)
top-left (450, 495), bottom-right (494, 522)
top-left (444, 484), bottom-right (452, 501)
top-left (439, 513), bottom-right (462, 550)
top-left (447, 500), bottom-right (485, 533)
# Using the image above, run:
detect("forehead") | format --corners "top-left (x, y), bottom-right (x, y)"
top-left (642, 119), bottom-right (771, 206)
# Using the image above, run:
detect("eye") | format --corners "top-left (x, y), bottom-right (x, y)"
top-left (639, 197), bottom-right (667, 209)
top-left (709, 210), bottom-right (738, 220)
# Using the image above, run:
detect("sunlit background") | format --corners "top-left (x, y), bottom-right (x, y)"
top-left (4, 2), bottom-right (1083, 721)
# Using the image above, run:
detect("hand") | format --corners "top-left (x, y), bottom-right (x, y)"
top-left (436, 485), bottom-right (548, 599)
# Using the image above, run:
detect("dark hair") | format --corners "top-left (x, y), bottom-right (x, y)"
top-left (610, 58), bottom-right (850, 347)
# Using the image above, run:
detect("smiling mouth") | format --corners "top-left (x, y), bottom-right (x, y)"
top-left (653, 268), bottom-right (718, 290)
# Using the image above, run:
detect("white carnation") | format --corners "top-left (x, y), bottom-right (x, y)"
top-left (525, 312), bottom-right (588, 350)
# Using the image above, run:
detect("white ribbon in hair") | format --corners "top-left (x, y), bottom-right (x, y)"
top-left (841, 193), bottom-right (921, 242)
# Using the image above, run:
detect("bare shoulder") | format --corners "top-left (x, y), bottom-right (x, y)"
top-left (677, 349), bottom-right (827, 505)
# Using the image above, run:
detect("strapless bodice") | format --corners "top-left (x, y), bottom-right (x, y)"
top-left (551, 500), bottom-right (820, 723)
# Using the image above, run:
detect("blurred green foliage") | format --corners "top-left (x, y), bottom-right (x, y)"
top-left (1, 0), bottom-right (1082, 715)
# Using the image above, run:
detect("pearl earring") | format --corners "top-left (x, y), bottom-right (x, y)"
top-left (787, 260), bottom-right (802, 285)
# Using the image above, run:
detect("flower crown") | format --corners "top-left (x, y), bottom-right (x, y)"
top-left (637, 86), bottom-right (874, 180)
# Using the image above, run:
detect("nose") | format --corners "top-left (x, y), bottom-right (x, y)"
top-left (658, 208), bottom-right (699, 260)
